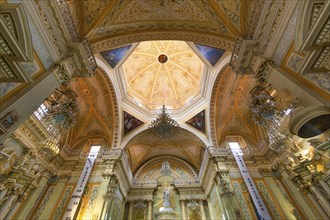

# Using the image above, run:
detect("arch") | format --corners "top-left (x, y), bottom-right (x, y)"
top-left (134, 156), bottom-right (198, 180)
top-left (123, 127), bottom-right (206, 172)
top-left (209, 64), bottom-right (231, 146)
top-left (91, 31), bottom-right (235, 53)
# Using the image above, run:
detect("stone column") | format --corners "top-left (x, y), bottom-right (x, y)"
top-left (38, 175), bottom-right (68, 219)
top-left (310, 186), bottom-right (330, 217)
top-left (214, 171), bottom-right (237, 219)
top-left (14, 175), bottom-right (48, 219)
top-left (262, 172), bottom-right (296, 219)
top-left (319, 180), bottom-right (330, 196)
top-left (94, 178), bottom-right (110, 219)
top-left (207, 198), bottom-right (216, 220)
top-left (199, 200), bottom-right (207, 220)
top-left (0, 67), bottom-right (63, 143)
top-left (180, 200), bottom-right (187, 220)
top-left (0, 188), bottom-right (8, 202)
top-left (281, 170), bottom-right (323, 219)
top-left (4, 192), bottom-right (26, 220)
top-left (127, 201), bottom-right (134, 220)
top-left (147, 200), bottom-right (153, 220)
top-left (0, 194), bottom-right (16, 219)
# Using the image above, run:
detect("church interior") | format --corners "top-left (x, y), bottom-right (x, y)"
top-left (0, 0), bottom-right (329, 219)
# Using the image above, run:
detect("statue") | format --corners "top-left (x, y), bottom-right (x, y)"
top-left (160, 161), bottom-right (172, 176)
top-left (163, 189), bottom-right (170, 207)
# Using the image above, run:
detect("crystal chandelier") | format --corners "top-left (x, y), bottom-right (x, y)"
top-left (37, 89), bottom-right (79, 156)
top-left (249, 85), bottom-right (294, 151)
top-left (149, 105), bottom-right (180, 138)
top-left (148, 54), bottom-right (180, 138)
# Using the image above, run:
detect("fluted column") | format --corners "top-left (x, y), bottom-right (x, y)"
top-left (147, 200), bottom-right (153, 220)
top-left (0, 65), bottom-right (67, 143)
top-left (310, 186), bottom-right (330, 217)
top-left (180, 200), bottom-right (187, 220)
top-left (263, 175), bottom-right (296, 219)
top-left (4, 192), bottom-right (26, 220)
top-left (199, 200), bottom-right (207, 220)
top-left (128, 201), bottom-right (134, 220)
top-left (0, 188), bottom-right (9, 202)
top-left (0, 194), bottom-right (16, 219)
top-left (39, 177), bottom-right (67, 219)
top-left (207, 198), bottom-right (216, 220)
top-left (281, 170), bottom-right (323, 219)
top-left (14, 175), bottom-right (48, 219)
top-left (319, 180), bottom-right (330, 196)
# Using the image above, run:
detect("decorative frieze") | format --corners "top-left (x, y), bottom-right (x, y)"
top-left (92, 32), bottom-right (234, 54)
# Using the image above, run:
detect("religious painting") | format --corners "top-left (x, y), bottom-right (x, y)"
top-left (286, 52), bottom-right (303, 72)
top-left (123, 111), bottom-right (144, 135)
top-left (194, 43), bottom-right (225, 66)
top-left (0, 111), bottom-right (18, 133)
top-left (100, 45), bottom-right (132, 68)
top-left (186, 110), bottom-right (205, 133)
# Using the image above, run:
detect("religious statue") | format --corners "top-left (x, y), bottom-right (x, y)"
top-left (160, 161), bottom-right (172, 175)
top-left (163, 189), bottom-right (170, 207)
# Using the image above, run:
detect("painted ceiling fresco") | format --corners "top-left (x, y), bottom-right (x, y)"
top-left (121, 41), bottom-right (205, 110)
top-left (194, 44), bottom-right (225, 66)
top-left (100, 45), bottom-right (131, 68)
top-left (123, 111), bottom-right (144, 135)
top-left (186, 110), bottom-right (206, 133)
top-left (125, 128), bottom-right (205, 173)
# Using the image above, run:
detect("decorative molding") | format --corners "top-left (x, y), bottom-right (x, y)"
top-left (92, 32), bottom-right (234, 53)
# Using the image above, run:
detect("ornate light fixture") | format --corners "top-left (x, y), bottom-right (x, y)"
top-left (148, 54), bottom-right (180, 138)
top-left (249, 85), bottom-right (295, 151)
top-left (36, 88), bottom-right (79, 156)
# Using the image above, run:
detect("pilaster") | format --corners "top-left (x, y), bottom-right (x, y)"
top-left (14, 175), bottom-right (48, 219)
top-left (38, 175), bottom-right (69, 219)
top-left (259, 168), bottom-right (296, 219)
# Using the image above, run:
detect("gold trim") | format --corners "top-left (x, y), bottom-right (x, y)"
top-left (90, 28), bottom-right (237, 45)
top-left (50, 184), bottom-right (74, 219)
top-left (277, 178), bottom-right (307, 220)
top-left (0, 51), bottom-right (45, 105)
top-left (207, 0), bottom-right (241, 37)
top-left (262, 178), bottom-right (286, 219)
top-left (78, 0), bottom-right (84, 36)
top-left (84, 0), bottom-right (119, 38)
top-left (240, 0), bottom-right (247, 35)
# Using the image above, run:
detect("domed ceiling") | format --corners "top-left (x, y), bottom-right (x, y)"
top-left (121, 41), bottom-right (205, 110)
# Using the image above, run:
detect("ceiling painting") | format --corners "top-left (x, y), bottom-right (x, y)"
top-left (63, 69), bottom-right (116, 150)
top-left (100, 45), bottom-right (132, 68)
top-left (210, 66), bottom-right (267, 146)
top-left (121, 41), bottom-right (205, 110)
top-left (123, 111), bottom-right (144, 135)
top-left (126, 128), bottom-right (205, 173)
top-left (186, 110), bottom-right (206, 133)
top-left (78, 0), bottom-right (246, 43)
top-left (194, 43), bottom-right (225, 66)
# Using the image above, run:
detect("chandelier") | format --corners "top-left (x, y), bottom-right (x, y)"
top-left (38, 89), bottom-right (79, 156)
top-left (249, 85), bottom-right (294, 151)
top-left (43, 89), bottom-right (79, 135)
top-left (148, 54), bottom-right (180, 138)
